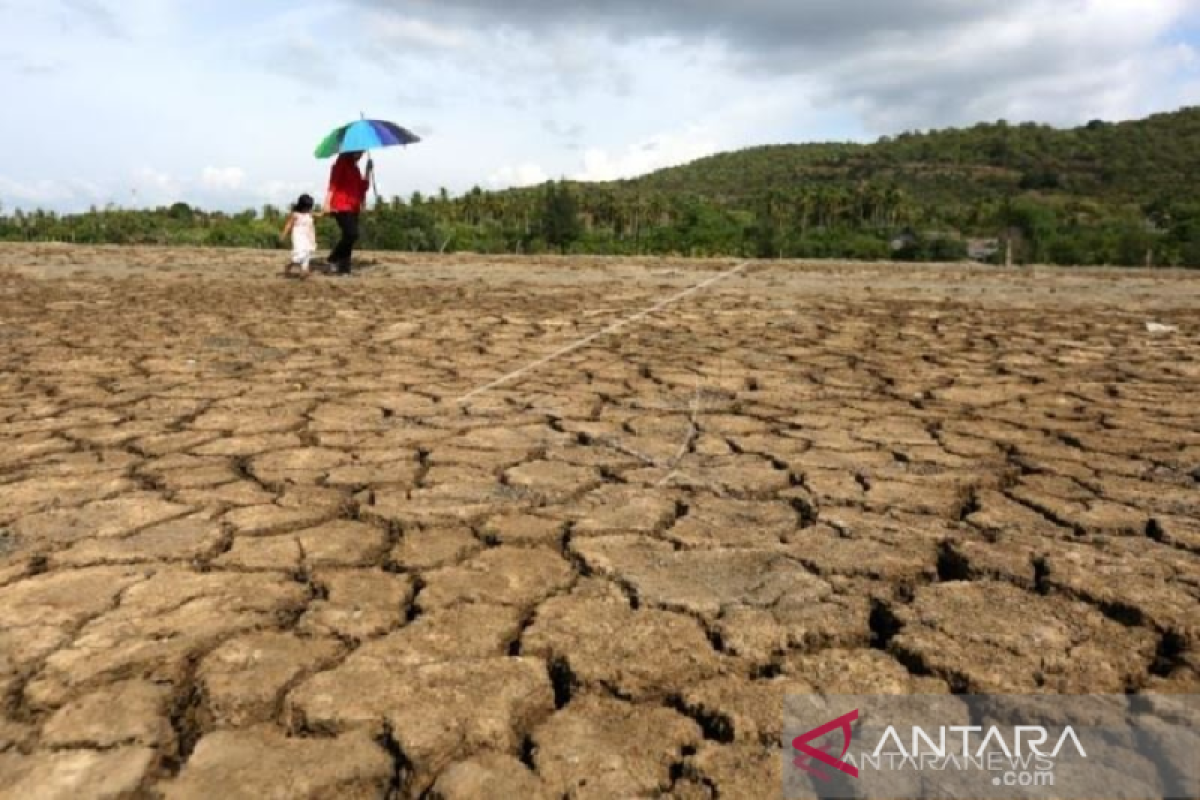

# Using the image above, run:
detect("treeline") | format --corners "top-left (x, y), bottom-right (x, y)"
top-left (3, 108), bottom-right (1200, 266)
top-left (1, 188), bottom-right (1195, 266)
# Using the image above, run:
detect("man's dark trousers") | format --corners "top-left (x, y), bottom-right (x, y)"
top-left (329, 212), bottom-right (360, 274)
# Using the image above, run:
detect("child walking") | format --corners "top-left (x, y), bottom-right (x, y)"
top-left (280, 194), bottom-right (319, 278)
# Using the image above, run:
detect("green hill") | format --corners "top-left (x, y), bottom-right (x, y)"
top-left (615, 107), bottom-right (1200, 207)
top-left (508, 106), bottom-right (1199, 264)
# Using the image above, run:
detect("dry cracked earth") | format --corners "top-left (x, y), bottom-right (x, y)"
top-left (0, 243), bottom-right (1198, 799)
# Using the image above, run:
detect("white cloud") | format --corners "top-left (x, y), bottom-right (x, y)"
top-left (352, 0), bottom-right (1200, 131)
top-left (0, 175), bottom-right (106, 210)
top-left (488, 163), bottom-right (550, 188)
top-left (133, 167), bottom-right (174, 189)
top-left (368, 13), bottom-right (471, 49)
top-left (130, 167), bottom-right (182, 204)
top-left (574, 128), bottom-right (720, 182)
top-left (253, 179), bottom-right (313, 207)
top-left (201, 166), bottom-right (246, 192)
top-left (1, 177), bottom-right (78, 206)
top-left (807, 0), bottom-right (1200, 130)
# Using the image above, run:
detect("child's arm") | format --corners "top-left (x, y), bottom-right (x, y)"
top-left (280, 213), bottom-right (294, 241)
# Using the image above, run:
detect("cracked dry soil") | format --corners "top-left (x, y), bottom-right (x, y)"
top-left (0, 243), bottom-right (1197, 799)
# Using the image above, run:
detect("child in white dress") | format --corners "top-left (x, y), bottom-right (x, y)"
top-left (280, 194), bottom-right (320, 278)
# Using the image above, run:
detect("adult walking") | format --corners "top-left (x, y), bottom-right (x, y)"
top-left (324, 151), bottom-right (372, 275)
top-left (314, 118), bottom-right (421, 272)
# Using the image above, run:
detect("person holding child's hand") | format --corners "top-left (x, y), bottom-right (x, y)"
top-left (324, 151), bottom-right (371, 277)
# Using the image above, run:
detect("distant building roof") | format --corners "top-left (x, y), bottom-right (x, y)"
top-left (968, 238), bottom-right (1000, 260)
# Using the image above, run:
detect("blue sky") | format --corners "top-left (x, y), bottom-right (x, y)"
top-left (1, 0), bottom-right (1199, 212)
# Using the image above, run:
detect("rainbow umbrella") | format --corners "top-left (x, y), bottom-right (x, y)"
top-left (314, 119), bottom-right (420, 159)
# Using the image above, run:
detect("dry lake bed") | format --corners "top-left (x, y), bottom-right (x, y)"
top-left (0, 244), bottom-right (1197, 798)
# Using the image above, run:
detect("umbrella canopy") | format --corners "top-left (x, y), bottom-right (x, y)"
top-left (314, 119), bottom-right (420, 159)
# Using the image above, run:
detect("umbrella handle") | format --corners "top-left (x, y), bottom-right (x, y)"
top-left (367, 156), bottom-right (381, 207)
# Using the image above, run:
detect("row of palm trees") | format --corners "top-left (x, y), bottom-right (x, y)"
top-left (386, 181), bottom-right (923, 239)
top-left (0, 177), bottom-right (975, 244)
top-left (4, 181), bottom-right (1107, 252)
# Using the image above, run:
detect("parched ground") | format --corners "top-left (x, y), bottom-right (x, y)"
top-left (0, 243), bottom-right (1197, 799)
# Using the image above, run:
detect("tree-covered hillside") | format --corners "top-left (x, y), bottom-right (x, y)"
top-left (624, 108), bottom-right (1200, 205)
top-left (4, 108), bottom-right (1200, 266)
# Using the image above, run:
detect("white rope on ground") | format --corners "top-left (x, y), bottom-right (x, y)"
top-left (454, 261), bottom-right (751, 404)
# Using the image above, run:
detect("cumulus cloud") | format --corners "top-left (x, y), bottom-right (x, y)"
top-left (574, 127), bottom-right (720, 182)
top-left (349, 0), bottom-right (1200, 130)
top-left (488, 163), bottom-right (550, 189)
top-left (806, 0), bottom-right (1200, 130)
top-left (0, 177), bottom-right (80, 206)
top-left (368, 14), bottom-right (471, 50)
top-left (201, 167), bottom-right (246, 192)
top-left (0, 175), bottom-right (106, 210)
top-left (252, 179), bottom-right (313, 207)
top-left (133, 167), bottom-right (178, 194)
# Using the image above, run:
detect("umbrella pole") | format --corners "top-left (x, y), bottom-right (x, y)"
top-left (369, 156), bottom-right (381, 207)
top-left (360, 112), bottom-right (381, 208)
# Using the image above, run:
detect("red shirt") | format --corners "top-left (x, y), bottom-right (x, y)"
top-left (327, 156), bottom-right (369, 212)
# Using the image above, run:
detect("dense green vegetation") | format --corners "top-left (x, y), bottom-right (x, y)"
top-left (4, 108), bottom-right (1200, 265)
